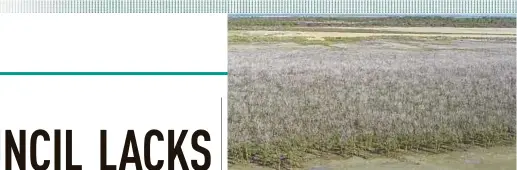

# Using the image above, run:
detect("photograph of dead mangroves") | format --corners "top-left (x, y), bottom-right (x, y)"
top-left (227, 16), bottom-right (516, 170)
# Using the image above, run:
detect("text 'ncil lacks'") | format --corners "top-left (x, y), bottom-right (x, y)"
top-left (1, 129), bottom-right (212, 170)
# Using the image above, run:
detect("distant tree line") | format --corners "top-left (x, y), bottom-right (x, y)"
top-left (228, 17), bottom-right (516, 28)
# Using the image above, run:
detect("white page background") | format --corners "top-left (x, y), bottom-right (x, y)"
top-left (0, 13), bottom-right (228, 170)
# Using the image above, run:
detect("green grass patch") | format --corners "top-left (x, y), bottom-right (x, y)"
top-left (228, 35), bottom-right (334, 46)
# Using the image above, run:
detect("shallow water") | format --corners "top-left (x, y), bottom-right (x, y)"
top-left (230, 146), bottom-right (516, 170)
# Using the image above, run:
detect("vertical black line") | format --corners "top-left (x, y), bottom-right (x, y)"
top-left (220, 97), bottom-right (223, 170)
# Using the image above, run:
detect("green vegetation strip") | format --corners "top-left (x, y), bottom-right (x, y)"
top-left (228, 35), bottom-right (514, 46)
top-left (229, 16), bottom-right (516, 28)
top-left (229, 26), bottom-right (516, 36)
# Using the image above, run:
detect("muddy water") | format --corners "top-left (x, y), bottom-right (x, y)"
top-left (230, 146), bottom-right (516, 170)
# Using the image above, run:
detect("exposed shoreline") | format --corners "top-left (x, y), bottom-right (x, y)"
top-left (230, 146), bottom-right (516, 170)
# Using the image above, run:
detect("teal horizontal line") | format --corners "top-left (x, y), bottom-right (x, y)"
top-left (0, 72), bottom-right (228, 75)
